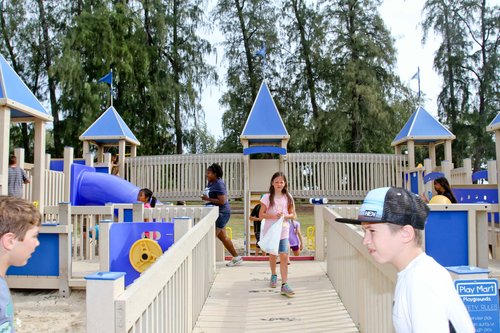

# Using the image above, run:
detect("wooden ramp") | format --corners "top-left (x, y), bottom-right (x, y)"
top-left (193, 261), bottom-right (359, 333)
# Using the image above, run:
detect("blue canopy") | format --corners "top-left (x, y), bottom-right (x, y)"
top-left (0, 53), bottom-right (52, 121)
top-left (391, 106), bottom-right (455, 146)
top-left (240, 81), bottom-right (289, 142)
top-left (79, 106), bottom-right (140, 146)
top-left (487, 113), bottom-right (500, 132)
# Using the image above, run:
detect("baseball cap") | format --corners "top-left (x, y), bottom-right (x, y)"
top-left (335, 187), bottom-right (430, 230)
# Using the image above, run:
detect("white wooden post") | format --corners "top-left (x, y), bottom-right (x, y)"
top-left (103, 153), bottom-right (112, 173)
top-left (173, 216), bottom-right (193, 242)
top-left (58, 202), bottom-right (71, 297)
top-left (173, 217), bottom-right (194, 329)
top-left (98, 219), bottom-right (113, 272)
top-left (314, 204), bottom-right (325, 261)
top-left (84, 153), bottom-right (94, 167)
top-left (119, 139), bottom-right (126, 178)
top-left (33, 120), bottom-right (46, 211)
top-left (85, 272), bottom-right (125, 333)
top-left (132, 202), bottom-right (144, 222)
top-left (423, 158), bottom-right (433, 197)
top-left (0, 107), bottom-right (10, 195)
top-left (45, 153), bottom-right (51, 170)
top-left (407, 140), bottom-right (415, 169)
top-left (441, 160), bottom-right (452, 180)
top-left (63, 147), bottom-right (74, 202)
top-left (14, 148), bottom-right (24, 168)
top-left (82, 141), bottom-right (90, 156)
top-left (130, 145), bottom-right (137, 158)
top-left (487, 160), bottom-right (497, 184)
top-left (463, 158), bottom-right (472, 184)
top-left (444, 140), bottom-right (453, 162)
top-left (96, 144), bottom-right (104, 163)
top-left (429, 143), bottom-right (436, 169)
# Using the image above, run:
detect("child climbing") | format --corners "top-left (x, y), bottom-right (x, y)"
top-left (259, 171), bottom-right (296, 297)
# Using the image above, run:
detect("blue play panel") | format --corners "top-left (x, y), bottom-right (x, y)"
top-left (109, 222), bottom-right (174, 287)
top-left (7, 233), bottom-right (59, 276)
top-left (425, 210), bottom-right (468, 267)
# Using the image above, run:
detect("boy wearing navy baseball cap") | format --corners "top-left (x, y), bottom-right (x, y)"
top-left (336, 187), bottom-right (474, 333)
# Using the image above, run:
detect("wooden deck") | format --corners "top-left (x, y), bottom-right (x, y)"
top-left (193, 261), bottom-right (359, 333)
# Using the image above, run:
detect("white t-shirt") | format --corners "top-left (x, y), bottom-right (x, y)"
top-left (393, 253), bottom-right (474, 333)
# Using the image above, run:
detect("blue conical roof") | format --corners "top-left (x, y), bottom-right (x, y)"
top-left (0, 53), bottom-right (52, 121)
top-left (391, 106), bottom-right (455, 146)
top-left (79, 106), bottom-right (140, 145)
top-left (487, 113), bottom-right (500, 132)
top-left (240, 81), bottom-right (289, 140)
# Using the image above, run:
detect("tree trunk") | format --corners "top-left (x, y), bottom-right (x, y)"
top-left (37, 0), bottom-right (63, 156)
top-left (172, 0), bottom-right (183, 154)
top-left (234, 0), bottom-right (258, 100)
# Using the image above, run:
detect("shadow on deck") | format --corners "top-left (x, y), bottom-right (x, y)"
top-left (193, 261), bottom-right (359, 333)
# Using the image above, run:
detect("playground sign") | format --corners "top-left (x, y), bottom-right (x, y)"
top-left (455, 279), bottom-right (499, 332)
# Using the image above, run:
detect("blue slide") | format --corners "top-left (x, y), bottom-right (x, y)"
top-left (70, 164), bottom-right (140, 206)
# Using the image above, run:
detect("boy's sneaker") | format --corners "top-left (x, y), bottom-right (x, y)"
top-left (226, 256), bottom-right (243, 267)
top-left (281, 283), bottom-right (295, 297)
top-left (270, 274), bottom-right (278, 288)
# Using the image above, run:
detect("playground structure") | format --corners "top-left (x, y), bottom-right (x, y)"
top-left (2, 52), bottom-right (500, 332)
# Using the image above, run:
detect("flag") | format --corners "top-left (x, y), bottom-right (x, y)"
top-left (410, 67), bottom-right (421, 99)
top-left (411, 71), bottom-right (419, 80)
top-left (98, 71), bottom-right (113, 85)
top-left (255, 45), bottom-right (266, 59)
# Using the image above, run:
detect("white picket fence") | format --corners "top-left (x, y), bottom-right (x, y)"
top-left (125, 152), bottom-right (406, 201)
top-left (23, 168), bottom-right (64, 206)
top-left (286, 153), bottom-right (406, 199)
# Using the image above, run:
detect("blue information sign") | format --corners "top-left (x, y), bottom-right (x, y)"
top-left (455, 279), bottom-right (499, 333)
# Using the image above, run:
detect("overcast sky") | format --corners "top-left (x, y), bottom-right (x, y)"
top-left (200, 0), bottom-right (496, 139)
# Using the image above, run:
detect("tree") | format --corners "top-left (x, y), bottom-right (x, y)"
top-left (213, 0), bottom-right (279, 152)
top-left (323, 0), bottom-right (407, 153)
top-left (422, 0), bottom-right (499, 169)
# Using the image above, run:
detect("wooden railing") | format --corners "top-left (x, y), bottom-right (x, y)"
top-left (23, 169), bottom-right (65, 206)
top-left (86, 207), bottom-right (218, 333)
top-left (124, 152), bottom-right (406, 201)
top-left (286, 153), bottom-right (406, 199)
top-left (125, 154), bottom-right (244, 200)
top-left (323, 205), bottom-right (396, 332)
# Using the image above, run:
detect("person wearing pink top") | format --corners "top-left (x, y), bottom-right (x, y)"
top-left (259, 171), bottom-right (296, 297)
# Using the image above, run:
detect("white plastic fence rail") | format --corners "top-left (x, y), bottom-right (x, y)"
top-left (86, 207), bottom-right (218, 333)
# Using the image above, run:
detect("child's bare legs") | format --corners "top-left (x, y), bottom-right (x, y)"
top-left (279, 252), bottom-right (289, 283)
top-left (216, 228), bottom-right (238, 257)
top-left (269, 254), bottom-right (278, 274)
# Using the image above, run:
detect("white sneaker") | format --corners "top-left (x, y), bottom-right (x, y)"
top-left (226, 256), bottom-right (243, 267)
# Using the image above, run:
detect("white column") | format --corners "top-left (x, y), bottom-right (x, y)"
top-left (407, 140), bottom-right (415, 169)
top-left (0, 107), bottom-right (10, 195)
top-left (119, 140), bottom-right (126, 178)
top-left (487, 160), bottom-right (497, 184)
top-left (58, 202), bottom-right (71, 297)
top-left (98, 219), bottom-right (113, 272)
top-left (314, 204), bottom-right (325, 261)
top-left (441, 160), bottom-right (452, 180)
top-left (463, 158), bottom-right (472, 184)
top-left (132, 202), bottom-right (144, 222)
top-left (33, 120), bottom-right (46, 211)
top-left (394, 145), bottom-right (401, 155)
top-left (82, 141), bottom-right (90, 156)
top-left (131, 144), bottom-right (137, 158)
top-left (173, 216), bottom-right (193, 242)
top-left (444, 140), bottom-right (453, 162)
top-left (14, 148), bottom-right (25, 168)
top-left (96, 144), bottom-right (103, 163)
top-left (84, 153), bottom-right (94, 167)
top-left (63, 147), bottom-right (74, 202)
top-left (45, 153), bottom-right (51, 170)
top-left (429, 143), bottom-right (436, 168)
top-left (85, 272), bottom-right (125, 333)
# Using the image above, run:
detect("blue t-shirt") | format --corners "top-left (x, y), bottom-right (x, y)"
top-left (0, 277), bottom-right (14, 332)
top-left (204, 178), bottom-right (230, 214)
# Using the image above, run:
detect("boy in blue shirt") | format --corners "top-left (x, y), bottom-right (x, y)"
top-left (0, 196), bottom-right (41, 332)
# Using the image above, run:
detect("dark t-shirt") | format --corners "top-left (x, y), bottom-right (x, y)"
top-left (250, 204), bottom-right (262, 221)
top-left (443, 191), bottom-right (457, 203)
top-left (204, 178), bottom-right (230, 214)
